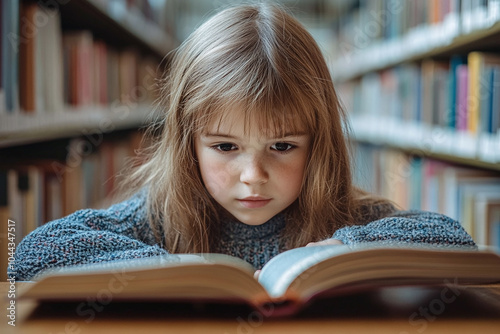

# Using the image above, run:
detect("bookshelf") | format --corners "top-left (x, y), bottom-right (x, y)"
top-left (0, 0), bottom-right (176, 147)
top-left (0, 104), bottom-right (154, 147)
top-left (329, 0), bottom-right (500, 247)
top-left (0, 0), bottom-right (176, 280)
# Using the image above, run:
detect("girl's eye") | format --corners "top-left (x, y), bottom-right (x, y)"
top-left (213, 143), bottom-right (237, 152)
top-left (271, 142), bottom-right (294, 152)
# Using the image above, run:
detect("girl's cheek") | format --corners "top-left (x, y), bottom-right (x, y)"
top-left (203, 160), bottom-right (234, 197)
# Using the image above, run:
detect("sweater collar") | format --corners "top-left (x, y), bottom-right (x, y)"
top-left (220, 213), bottom-right (287, 240)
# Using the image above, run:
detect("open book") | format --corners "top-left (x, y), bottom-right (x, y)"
top-left (19, 243), bottom-right (500, 316)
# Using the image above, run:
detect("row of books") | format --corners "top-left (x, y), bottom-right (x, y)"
top-left (353, 143), bottom-right (500, 248)
top-left (1, 1), bottom-right (160, 115)
top-left (0, 131), bottom-right (143, 280)
top-left (338, 51), bottom-right (500, 137)
top-left (335, 0), bottom-right (498, 45)
top-left (329, 0), bottom-right (500, 80)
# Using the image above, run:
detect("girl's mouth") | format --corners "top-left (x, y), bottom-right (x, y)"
top-left (238, 197), bottom-right (272, 208)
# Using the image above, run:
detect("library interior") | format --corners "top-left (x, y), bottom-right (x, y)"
top-left (1, 0), bottom-right (500, 332)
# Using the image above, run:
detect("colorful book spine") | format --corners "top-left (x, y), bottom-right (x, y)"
top-left (448, 55), bottom-right (467, 128)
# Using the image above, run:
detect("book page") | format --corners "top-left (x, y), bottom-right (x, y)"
top-left (35, 253), bottom-right (255, 278)
top-left (258, 245), bottom-right (352, 298)
top-left (20, 253), bottom-right (267, 304)
top-left (258, 243), bottom-right (500, 300)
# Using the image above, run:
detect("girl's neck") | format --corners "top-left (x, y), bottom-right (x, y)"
top-left (220, 212), bottom-right (287, 238)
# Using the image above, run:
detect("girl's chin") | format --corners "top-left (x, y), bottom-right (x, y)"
top-left (232, 213), bottom-right (274, 226)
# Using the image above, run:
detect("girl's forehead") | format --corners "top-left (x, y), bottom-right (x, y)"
top-left (200, 106), bottom-right (308, 138)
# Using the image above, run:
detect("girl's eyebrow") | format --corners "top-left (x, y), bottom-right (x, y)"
top-left (203, 132), bottom-right (308, 139)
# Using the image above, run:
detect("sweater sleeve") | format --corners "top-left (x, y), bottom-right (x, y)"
top-left (12, 192), bottom-right (169, 281)
top-left (331, 210), bottom-right (475, 246)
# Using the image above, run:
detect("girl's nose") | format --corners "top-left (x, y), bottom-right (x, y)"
top-left (239, 156), bottom-right (269, 185)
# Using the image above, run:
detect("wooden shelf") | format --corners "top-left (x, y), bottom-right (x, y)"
top-left (331, 20), bottom-right (500, 81)
top-left (349, 114), bottom-right (500, 171)
top-left (0, 105), bottom-right (154, 148)
top-left (58, 0), bottom-right (177, 57)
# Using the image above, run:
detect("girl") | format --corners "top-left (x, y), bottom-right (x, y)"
top-left (13, 3), bottom-right (473, 281)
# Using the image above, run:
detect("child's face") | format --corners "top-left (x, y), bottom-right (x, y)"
top-left (195, 108), bottom-right (311, 225)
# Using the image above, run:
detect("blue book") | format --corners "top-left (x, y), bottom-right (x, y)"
top-left (480, 66), bottom-right (494, 134)
top-left (448, 55), bottom-right (467, 129)
top-left (416, 66), bottom-right (422, 123)
top-left (491, 67), bottom-right (500, 134)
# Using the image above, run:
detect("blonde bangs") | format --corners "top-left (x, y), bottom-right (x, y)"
top-left (190, 64), bottom-right (318, 140)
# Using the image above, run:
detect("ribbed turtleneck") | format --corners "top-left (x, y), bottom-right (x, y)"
top-left (214, 214), bottom-right (287, 269)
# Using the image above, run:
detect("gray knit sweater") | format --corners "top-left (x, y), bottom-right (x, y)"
top-left (12, 191), bottom-right (475, 281)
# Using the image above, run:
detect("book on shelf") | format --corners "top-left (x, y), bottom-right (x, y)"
top-left (455, 63), bottom-right (469, 131)
top-left (342, 52), bottom-right (500, 136)
top-left (63, 31), bottom-right (94, 107)
top-left (448, 55), bottom-right (467, 129)
top-left (18, 2), bottom-right (63, 114)
top-left (490, 206), bottom-right (500, 247)
top-left (18, 243), bottom-right (500, 317)
top-left (420, 162), bottom-right (500, 244)
top-left (19, 2), bottom-right (37, 113)
top-left (1, 0), bottom-right (19, 113)
top-left (457, 179), bottom-right (500, 241)
top-left (474, 193), bottom-right (500, 246)
top-left (421, 59), bottom-right (449, 127)
top-left (340, 49), bottom-right (500, 164)
top-left (467, 52), bottom-right (500, 134)
top-left (330, 0), bottom-right (500, 80)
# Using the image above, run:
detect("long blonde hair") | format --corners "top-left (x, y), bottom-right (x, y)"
top-left (122, 3), bottom-right (391, 253)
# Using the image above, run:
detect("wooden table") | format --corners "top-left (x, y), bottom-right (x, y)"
top-left (2, 282), bottom-right (500, 334)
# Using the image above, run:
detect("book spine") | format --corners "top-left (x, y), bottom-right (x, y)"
top-left (19, 2), bottom-right (38, 113)
top-left (456, 64), bottom-right (469, 131)
top-left (1, 0), bottom-right (19, 113)
top-left (448, 55), bottom-right (466, 129)
top-left (492, 68), bottom-right (500, 134)
top-left (467, 52), bottom-right (482, 134)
